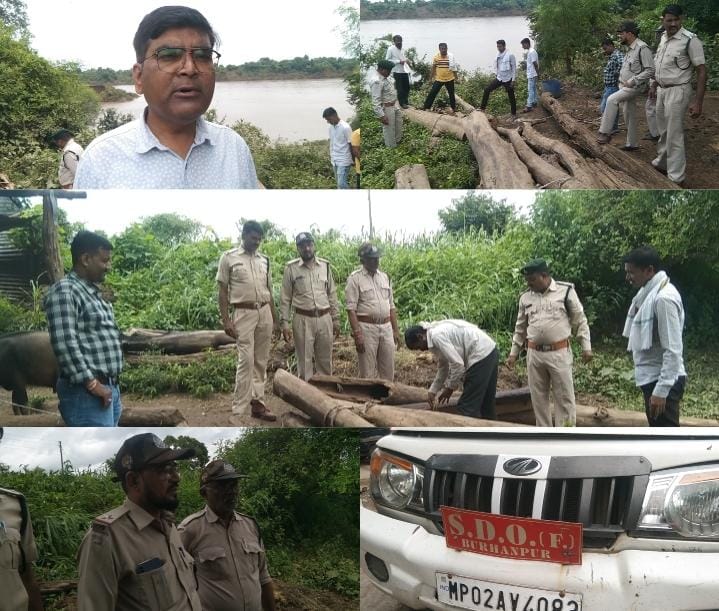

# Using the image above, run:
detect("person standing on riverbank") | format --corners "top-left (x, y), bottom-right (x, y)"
top-left (51, 128), bottom-right (84, 189)
top-left (422, 43), bottom-right (458, 114)
top-left (480, 40), bottom-right (517, 119)
top-left (385, 35), bottom-right (411, 109)
top-left (520, 38), bottom-right (539, 113)
top-left (74, 6), bottom-right (258, 189)
top-left (322, 107), bottom-right (353, 189)
top-left (371, 60), bottom-right (403, 148)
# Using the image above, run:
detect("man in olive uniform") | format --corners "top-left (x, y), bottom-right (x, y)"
top-left (179, 460), bottom-right (276, 611)
top-left (650, 4), bottom-right (707, 185)
top-left (345, 243), bottom-right (401, 381)
top-left (371, 59), bottom-right (403, 148)
top-left (217, 220), bottom-right (279, 421)
top-left (280, 232), bottom-right (340, 380)
top-left (76, 433), bottom-right (200, 611)
top-left (0, 429), bottom-right (43, 611)
top-left (507, 259), bottom-right (593, 427)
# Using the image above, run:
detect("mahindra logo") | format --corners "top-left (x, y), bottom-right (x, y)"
top-left (503, 457), bottom-right (542, 476)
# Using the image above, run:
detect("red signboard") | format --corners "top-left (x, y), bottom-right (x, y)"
top-left (440, 506), bottom-right (583, 565)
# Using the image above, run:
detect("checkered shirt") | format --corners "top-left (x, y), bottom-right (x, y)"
top-left (43, 271), bottom-right (123, 384)
top-left (603, 49), bottom-right (624, 87)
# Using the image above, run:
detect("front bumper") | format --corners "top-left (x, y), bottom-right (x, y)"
top-left (361, 505), bottom-right (719, 610)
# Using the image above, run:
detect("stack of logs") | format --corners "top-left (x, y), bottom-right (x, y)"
top-left (395, 93), bottom-right (679, 190)
top-left (274, 370), bottom-right (718, 428)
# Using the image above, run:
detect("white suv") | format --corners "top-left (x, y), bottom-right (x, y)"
top-left (361, 428), bottom-right (719, 610)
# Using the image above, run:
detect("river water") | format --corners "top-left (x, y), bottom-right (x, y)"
top-left (361, 16), bottom-right (531, 75)
top-left (102, 79), bottom-right (354, 143)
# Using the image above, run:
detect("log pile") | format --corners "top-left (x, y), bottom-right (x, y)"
top-left (401, 93), bottom-right (680, 189)
top-left (2, 407), bottom-right (187, 427)
top-left (395, 164), bottom-right (431, 189)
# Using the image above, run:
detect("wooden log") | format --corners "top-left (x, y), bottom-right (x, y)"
top-left (496, 126), bottom-right (580, 189)
top-left (358, 404), bottom-right (527, 427)
top-left (281, 412), bottom-right (312, 428)
top-left (392, 387), bottom-right (533, 414)
top-left (463, 111), bottom-right (536, 188)
top-left (455, 94), bottom-right (476, 113)
top-left (273, 369), bottom-right (373, 427)
top-left (402, 107), bottom-right (466, 139)
top-left (40, 580), bottom-right (77, 595)
top-left (540, 93), bottom-right (679, 189)
top-left (395, 164), bottom-right (431, 189)
top-left (308, 374), bottom-right (429, 405)
top-left (0, 407), bottom-right (187, 427)
top-left (122, 329), bottom-right (235, 354)
top-left (125, 345), bottom-right (234, 365)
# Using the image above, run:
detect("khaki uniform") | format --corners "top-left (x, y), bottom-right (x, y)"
top-left (652, 28), bottom-right (705, 183)
top-left (370, 74), bottom-right (403, 148)
top-left (280, 257), bottom-right (339, 380)
top-left (0, 488), bottom-right (38, 611)
top-left (58, 138), bottom-right (84, 187)
top-left (179, 507), bottom-right (271, 611)
top-left (217, 247), bottom-right (274, 414)
top-left (510, 280), bottom-right (591, 427)
top-left (77, 498), bottom-right (201, 611)
top-left (345, 267), bottom-right (396, 381)
top-left (599, 39), bottom-right (654, 146)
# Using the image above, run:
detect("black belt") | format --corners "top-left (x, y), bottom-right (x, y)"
top-left (96, 373), bottom-right (120, 385)
top-left (658, 82), bottom-right (689, 88)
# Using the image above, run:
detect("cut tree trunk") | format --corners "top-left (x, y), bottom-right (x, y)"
top-left (402, 107), bottom-right (466, 139)
top-left (540, 93), bottom-right (679, 189)
top-left (0, 408), bottom-right (187, 427)
top-left (463, 111), bottom-right (536, 188)
top-left (40, 581), bottom-right (77, 595)
top-left (357, 404), bottom-right (526, 427)
top-left (281, 412), bottom-right (313, 428)
top-left (124, 344), bottom-right (234, 365)
top-left (496, 126), bottom-right (580, 188)
top-left (396, 387), bottom-right (534, 418)
top-left (43, 193), bottom-right (64, 283)
top-left (454, 94), bottom-right (476, 113)
top-left (274, 370), bottom-right (373, 427)
top-left (308, 375), bottom-right (429, 405)
top-left (122, 329), bottom-right (235, 354)
top-left (395, 164), bottom-right (431, 189)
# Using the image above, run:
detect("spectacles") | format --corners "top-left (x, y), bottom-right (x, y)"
top-left (146, 462), bottom-right (180, 477)
top-left (142, 47), bottom-right (221, 73)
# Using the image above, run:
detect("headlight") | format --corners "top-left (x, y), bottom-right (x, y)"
top-left (637, 467), bottom-right (719, 538)
top-left (370, 449), bottom-right (424, 510)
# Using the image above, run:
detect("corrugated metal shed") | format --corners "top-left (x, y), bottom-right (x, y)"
top-left (0, 198), bottom-right (39, 301)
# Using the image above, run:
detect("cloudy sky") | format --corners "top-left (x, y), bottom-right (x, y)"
top-left (0, 427), bottom-right (244, 471)
top-left (25, 0), bottom-right (353, 69)
top-left (51, 189), bottom-right (536, 241)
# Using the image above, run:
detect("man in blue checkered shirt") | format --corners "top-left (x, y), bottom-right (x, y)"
top-left (43, 231), bottom-right (123, 426)
top-left (600, 39), bottom-right (624, 132)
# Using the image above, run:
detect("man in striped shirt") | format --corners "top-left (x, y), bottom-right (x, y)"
top-left (422, 43), bottom-right (458, 114)
top-left (44, 231), bottom-right (123, 426)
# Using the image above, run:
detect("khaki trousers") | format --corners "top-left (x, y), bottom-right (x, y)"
top-left (357, 321), bottom-right (395, 381)
top-left (645, 96), bottom-right (658, 137)
top-left (653, 83), bottom-right (692, 183)
top-left (382, 107), bottom-right (403, 148)
top-left (527, 348), bottom-right (576, 427)
top-left (232, 305), bottom-right (273, 414)
top-left (599, 86), bottom-right (641, 146)
top-left (293, 313), bottom-right (333, 381)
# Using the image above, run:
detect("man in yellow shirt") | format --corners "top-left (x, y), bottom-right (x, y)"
top-left (422, 43), bottom-right (457, 114)
top-left (350, 128), bottom-right (360, 188)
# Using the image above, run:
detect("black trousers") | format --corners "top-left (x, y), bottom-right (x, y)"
top-left (480, 78), bottom-right (517, 115)
top-left (393, 73), bottom-right (410, 107)
top-left (456, 347), bottom-right (499, 419)
top-left (423, 79), bottom-right (456, 111)
top-left (640, 375), bottom-right (686, 427)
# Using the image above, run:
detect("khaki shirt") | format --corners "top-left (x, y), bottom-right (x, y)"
top-left (179, 507), bottom-right (271, 611)
top-left (77, 498), bottom-right (201, 611)
top-left (58, 138), bottom-right (84, 186)
top-left (654, 28), bottom-right (705, 87)
top-left (345, 267), bottom-right (395, 320)
top-left (510, 279), bottom-right (591, 357)
top-left (370, 74), bottom-right (397, 118)
top-left (619, 38), bottom-right (654, 87)
top-left (0, 488), bottom-right (38, 611)
top-left (280, 257), bottom-right (339, 329)
top-left (217, 246), bottom-right (273, 305)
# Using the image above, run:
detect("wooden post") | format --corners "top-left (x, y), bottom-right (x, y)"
top-left (42, 192), bottom-right (64, 283)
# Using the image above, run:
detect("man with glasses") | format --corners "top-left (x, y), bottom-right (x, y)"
top-left (75, 6), bottom-right (258, 189)
top-left (77, 433), bottom-right (201, 610)
top-left (179, 459), bottom-right (277, 611)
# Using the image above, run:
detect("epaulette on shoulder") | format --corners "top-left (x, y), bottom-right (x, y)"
top-left (0, 487), bottom-right (24, 499)
top-left (316, 256), bottom-right (330, 264)
top-left (681, 29), bottom-right (695, 39)
top-left (555, 281), bottom-right (574, 288)
top-left (348, 267), bottom-right (362, 276)
top-left (178, 508), bottom-right (207, 529)
top-left (285, 257), bottom-right (301, 266)
top-left (235, 511), bottom-right (260, 529)
top-left (92, 504), bottom-right (130, 529)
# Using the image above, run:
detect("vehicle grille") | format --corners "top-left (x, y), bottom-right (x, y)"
top-left (424, 455), bottom-right (651, 548)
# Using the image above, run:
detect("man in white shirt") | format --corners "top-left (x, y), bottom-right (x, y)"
top-left (520, 38), bottom-right (539, 113)
top-left (51, 129), bottom-right (84, 189)
top-left (480, 39), bottom-right (517, 119)
top-left (322, 107), bottom-right (353, 189)
top-left (622, 246), bottom-right (686, 426)
top-left (385, 35), bottom-right (410, 109)
top-left (405, 320), bottom-right (498, 419)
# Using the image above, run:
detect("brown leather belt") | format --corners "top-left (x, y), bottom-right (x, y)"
top-left (357, 315), bottom-right (390, 324)
top-left (527, 339), bottom-right (570, 352)
top-left (295, 307), bottom-right (331, 318)
top-left (658, 82), bottom-right (688, 88)
top-left (233, 302), bottom-right (269, 310)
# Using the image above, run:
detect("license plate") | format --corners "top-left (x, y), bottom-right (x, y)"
top-left (436, 573), bottom-right (582, 611)
top-left (440, 506), bottom-right (582, 565)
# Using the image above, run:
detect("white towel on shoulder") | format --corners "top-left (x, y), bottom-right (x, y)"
top-left (622, 270), bottom-right (669, 352)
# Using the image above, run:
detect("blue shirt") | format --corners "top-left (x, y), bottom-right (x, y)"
top-left (75, 110), bottom-right (258, 189)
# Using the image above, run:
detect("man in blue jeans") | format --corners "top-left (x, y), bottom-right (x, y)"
top-left (44, 231), bottom-right (123, 426)
top-left (600, 38), bottom-right (624, 132)
top-left (520, 38), bottom-right (539, 113)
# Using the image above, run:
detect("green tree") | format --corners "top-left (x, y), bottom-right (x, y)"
top-left (139, 213), bottom-right (209, 246)
top-left (163, 435), bottom-right (209, 470)
top-left (0, 0), bottom-right (29, 38)
top-left (439, 192), bottom-right (516, 235)
top-left (96, 108), bottom-right (134, 134)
